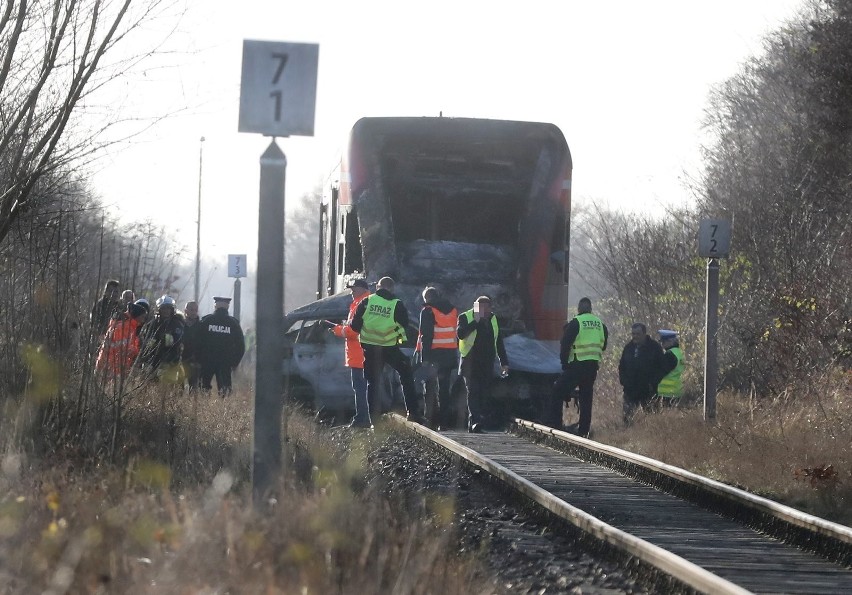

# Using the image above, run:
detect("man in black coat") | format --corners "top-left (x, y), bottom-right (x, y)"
top-left (198, 296), bottom-right (245, 397)
top-left (618, 322), bottom-right (663, 425)
top-left (457, 295), bottom-right (509, 433)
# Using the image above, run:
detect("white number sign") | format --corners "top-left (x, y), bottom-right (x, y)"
top-left (228, 254), bottom-right (247, 278)
top-left (238, 40), bottom-right (319, 137)
top-left (698, 219), bottom-right (732, 258)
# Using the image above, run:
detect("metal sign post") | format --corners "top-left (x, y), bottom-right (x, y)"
top-left (698, 219), bottom-right (732, 421)
top-left (228, 254), bottom-right (247, 321)
top-left (704, 258), bottom-right (720, 420)
top-left (239, 39), bottom-right (318, 505)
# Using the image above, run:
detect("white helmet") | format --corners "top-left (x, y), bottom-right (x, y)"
top-left (156, 295), bottom-right (176, 308)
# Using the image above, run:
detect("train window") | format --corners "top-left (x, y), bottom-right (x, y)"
top-left (343, 209), bottom-right (363, 274)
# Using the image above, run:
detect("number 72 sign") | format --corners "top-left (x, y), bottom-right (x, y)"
top-left (698, 219), bottom-right (732, 258)
top-left (238, 40), bottom-right (319, 137)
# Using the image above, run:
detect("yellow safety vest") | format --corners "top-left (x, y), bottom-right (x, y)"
top-left (458, 310), bottom-right (498, 358)
top-left (359, 294), bottom-right (407, 346)
top-left (658, 347), bottom-right (684, 398)
top-left (568, 313), bottom-right (605, 362)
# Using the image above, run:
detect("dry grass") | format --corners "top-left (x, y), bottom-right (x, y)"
top-left (0, 374), bottom-right (491, 594)
top-left (585, 365), bottom-right (852, 524)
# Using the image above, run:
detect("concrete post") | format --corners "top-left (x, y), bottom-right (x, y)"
top-left (252, 140), bottom-right (286, 504)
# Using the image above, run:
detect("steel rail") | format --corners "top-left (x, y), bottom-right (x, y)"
top-left (512, 418), bottom-right (852, 565)
top-left (389, 413), bottom-right (751, 595)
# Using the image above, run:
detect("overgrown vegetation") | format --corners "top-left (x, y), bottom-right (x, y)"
top-left (1, 0), bottom-right (851, 590)
top-left (0, 391), bottom-right (488, 592)
top-left (573, 0), bottom-right (852, 397)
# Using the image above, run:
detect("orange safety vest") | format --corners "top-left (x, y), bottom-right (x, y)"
top-left (416, 306), bottom-right (459, 352)
top-left (96, 315), bottom-right (141, 377)
top-left (333, 294), bottom-right (368, 368)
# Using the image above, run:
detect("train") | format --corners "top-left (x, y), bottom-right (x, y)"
top-left (283, 116), bottom-right (573, 419)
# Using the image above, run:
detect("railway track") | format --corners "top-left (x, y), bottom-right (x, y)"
top-left (390, 415), bottom-right (852, 594)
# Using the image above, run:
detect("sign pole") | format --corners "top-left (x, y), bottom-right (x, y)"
top-left (698, 218), bottom-right (730, 422)
top-left (704, 258), bottom-right (720, 420)
top-left (252, 140), bottom-right (286, 504)
top-left (233, 278), bottom-right (242, 321)
top-left (239, 38), bottom-right (317, 506)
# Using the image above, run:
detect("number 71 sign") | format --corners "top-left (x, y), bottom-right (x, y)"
top-left (238, 40), bottom-right (319, 137)
top-left (698, 219), bottom-right (732, 258)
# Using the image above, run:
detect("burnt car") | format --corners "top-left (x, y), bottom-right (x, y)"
top-left (283, 291), bottom-right (561, 426)
top-left (282, 292), bottom-right (414, 420)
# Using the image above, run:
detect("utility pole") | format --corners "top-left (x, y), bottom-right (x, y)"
top-left (195, 136), bottom-right (205, 302)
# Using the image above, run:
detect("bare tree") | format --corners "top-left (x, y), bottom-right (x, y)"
top-left (697, 0), bottom-right (852, 392)
top-left (0, 0), bottom-right (173, 244)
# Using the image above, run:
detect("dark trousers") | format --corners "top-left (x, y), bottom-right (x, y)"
top-left (363, 344), bottom-right (422, 418)
top-left (201, 362), bottom-right (233, 396)
top-left (550, 360), bottom-right (599, 437)
top-left (461, 357), bottom-right (493, 428)
top-left (419, 364), bottom-right (457, 429)
top-left (184, 361), bottom-right (201, 391)
top-left (623, 387), bottom-right (654, 425)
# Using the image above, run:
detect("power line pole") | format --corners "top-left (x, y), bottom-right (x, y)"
top-left (195, 136), bottom-right (205, 302)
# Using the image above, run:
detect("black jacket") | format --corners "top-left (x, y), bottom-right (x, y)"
top-left (197, 309), bottom-right (245, 367)
top-left (181, 316), bottom-right (202, 363)
top-left (618, 336), bottom-right (663, 398)
top-left (138, 314), bottom-right (184, 368)
top-left (457, 311), bottom-right (508, 367)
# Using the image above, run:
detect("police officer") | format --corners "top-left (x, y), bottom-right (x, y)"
top-left (350, 276), bottom-right (425, 424)
top-left (198, 296), bottom-right (245, 397)
top-left (655, 329), bottom-right (684, 406)
top-left (549, 297), bottom-right (608, 437)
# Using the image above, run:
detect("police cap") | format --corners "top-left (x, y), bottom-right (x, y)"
top-left (658, 329), bottom-right (678, 340)
top-left (213, 296), bottom-right (232, 303)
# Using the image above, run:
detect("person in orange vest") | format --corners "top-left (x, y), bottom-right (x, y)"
top-left (96, 302), bottom-right (147, 381)
top-left (415, 286), bottom-right (460, 429)
top-left (330, 278), bottom-right (371, 428)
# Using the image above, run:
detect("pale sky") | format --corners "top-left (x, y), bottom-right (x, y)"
top-left (87, 0), bottom-right (804, 310)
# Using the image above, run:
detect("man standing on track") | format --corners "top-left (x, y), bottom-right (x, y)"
top-left (415, 286), bottom-right (460, 429)
top-left (351, 276), bottom-right (425, 425)
top-left (549, 297), bottom-right (607, 438)
top-left (457, 295), bottom-right (509, 433)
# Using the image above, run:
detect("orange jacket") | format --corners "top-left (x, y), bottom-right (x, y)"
top-left (332, 294), bottom-right (368, 368)
top-left (96, 315), bottom-right (141, 377)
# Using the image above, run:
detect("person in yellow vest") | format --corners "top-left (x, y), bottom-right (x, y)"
top-left (415, 286), bottom-right (460, 429)
top-left (655, 329), bottom-right (684, 407)
top-left (549, 297), bottom-right (608, 437)
top-left (351, 276), bottom-right (425, 424)
top-left (457, 295), bottom-right (509, 433)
